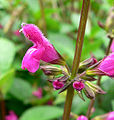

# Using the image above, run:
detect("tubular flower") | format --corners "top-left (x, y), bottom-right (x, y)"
top-left (5, 111), bottom-right (18, 120)
top-left (97, 53), bottom-right (114, 77)
top-left (52, 80), bottom-right (64, 90)
top-left (20, 23), bottom-right (65, 73)
top-left (77, 115), bottom-right (88, 120)
top-left (107, 111), bottom-right (114, 120)
top-left (86, 53), bottom-right (114, 77)
top-left (73, 81), bottom-right (85, 91)
top-left (110, 41), bottom-right (114, 52)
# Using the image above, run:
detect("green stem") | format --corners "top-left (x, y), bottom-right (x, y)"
top-left (71, 0), bottom-right (90, 77)
top-left (63, 0), bottom-right (90, 120)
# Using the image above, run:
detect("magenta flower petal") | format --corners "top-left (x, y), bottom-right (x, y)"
top-left (41, 43), bottom-right (60, 62)
top-left (77, 115), bottom-right (88, 120)
top-left (22, 47), bottom-right (45, 73)
top-left (21, 23), bottom-right (65, 73)
top-left (111, 41), bottom-right (114, 52)
top-left (21, 23), bottom-right (44, 45)
top-left (98, 53), bottom-right (114, 77)
top-left (107, 111), bottom-right (114, 120)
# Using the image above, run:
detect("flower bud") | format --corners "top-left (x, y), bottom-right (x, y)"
top-left (77, 115), bottom-right (88, 120)
top-left (73, 81), bottom-right (85, 91)
top-left (85, 81), bottom-right (106, 94)
top-left (79, 57), bottom-right (97, 72)
top-left (83, 84), bottom-right (95, 99)
top-left (40, 65), bottom-right (63, 76)
top-left (53, 80), bottom-right (64, 90)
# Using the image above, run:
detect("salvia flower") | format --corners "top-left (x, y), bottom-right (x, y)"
top-left (110, 41), bottom-right (114, 52)
top-left (86, 53), bottom-right (114, 77)
top-left (53, 80), bottom-right (64, 90)
top-left (32, 88), bottom-right (42, 99)
top-left (73, 81), bottom-right (85, 91)
top-left (20, 23), bottom-right (65, 73)
top-left (5, 111), bottom-right (18, 120)
top-left (107, 111), bottom-right (114, 120)
top-left (77, 115), bottom-right (88, 120)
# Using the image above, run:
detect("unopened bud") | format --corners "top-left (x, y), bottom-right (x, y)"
top-left (53, 80), bottom-right (64, 90)
top-left (40, 65), bottom-right (62, 76)
top-left (79, 57), bottom-right (97, 72)
top-left (85, 81), bottom-right (106, 94)
top-left (73, 81), bottom-right (85, 91)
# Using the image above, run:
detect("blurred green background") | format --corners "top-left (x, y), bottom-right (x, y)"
top-left (0, 0), bottom-right (114, 120)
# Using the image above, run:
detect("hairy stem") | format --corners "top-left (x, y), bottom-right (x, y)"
top-left (63, 0), bottom-right (90, 120)
top-left (39, 0), bottom-right (47, 37)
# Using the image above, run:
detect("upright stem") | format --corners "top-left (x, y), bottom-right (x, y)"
top-left (0, 92), bottom-right (5, 120)
top-left (86, 37), bottom-right (113, 119)
top-left (71, 0), bottom-right (90, 77)
top-left (63, 1), bottom-right (90, 120)
top-left (39, 0), bottom-right (47, 37)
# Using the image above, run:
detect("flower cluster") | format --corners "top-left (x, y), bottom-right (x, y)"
top-left (21, 23), bottom-right (114, 100)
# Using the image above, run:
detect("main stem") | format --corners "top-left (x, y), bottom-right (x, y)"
top-left (63, 0), bottom-right (90, 120)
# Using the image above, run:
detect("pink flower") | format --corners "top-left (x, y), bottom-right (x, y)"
top-left (110, 41), bottom-right (114, 52)
top-left (13, 30), bottom-right (20, 37)
top-left (77, 115), bottom-right (88, 120)
top-left (107, 111), bottom-right (114, 120)
top-left (0, 24), bottom-right (3, 29)
top-left (20, 23), bottom-right (64, 73)
top-left (53, 80), bottom-right (64, 90)
top-left (97, 53), bottom-right (114, 77)
top-left (73, 81), bottom-right (85, 91)
top-left (32, 88), bottom-right (42, 99)
top-left (5, 111), bottom-right (18, 120)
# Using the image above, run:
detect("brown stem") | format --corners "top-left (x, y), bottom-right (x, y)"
top-left (62, 86), bottom-right (74, 120)
top-left (3, 6), bottom-right (25, 33)
top-left (63, 0), bottom-right (90, 120)
top-left (39, 0), bottom-right (47, 37)
top-left (0, 93), bottom-right (6, 120)
top-left (86, 99), bottom-right (95, 119)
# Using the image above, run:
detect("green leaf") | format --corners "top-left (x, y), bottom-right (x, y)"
top-left (0, 38), bottom-right (16, 73)
top-left (9, 78), bottom-right (32, 103)
top-left (25, 0), bottom-right (40, 13)
top-left (19, 106), bottom-right (63, 120)
top-left (112, 100), bottom-right (114, 111)
top-left (0, 69), bottom-right (15, 94)
top-left (48, 32), bottom-right (75, 64)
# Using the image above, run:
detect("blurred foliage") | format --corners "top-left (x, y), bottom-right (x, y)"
top-left (0, 0), bottom-right (114, 120)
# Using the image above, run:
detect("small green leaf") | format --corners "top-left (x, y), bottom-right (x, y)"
top-left (19, 106), bottom-right (63, 120)
top-left (9, 78), bottom-right (32, 103)
top-left (0, 68), bottom-right (15, 94)
top-left (0, 38), bottom-right (16, 73)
